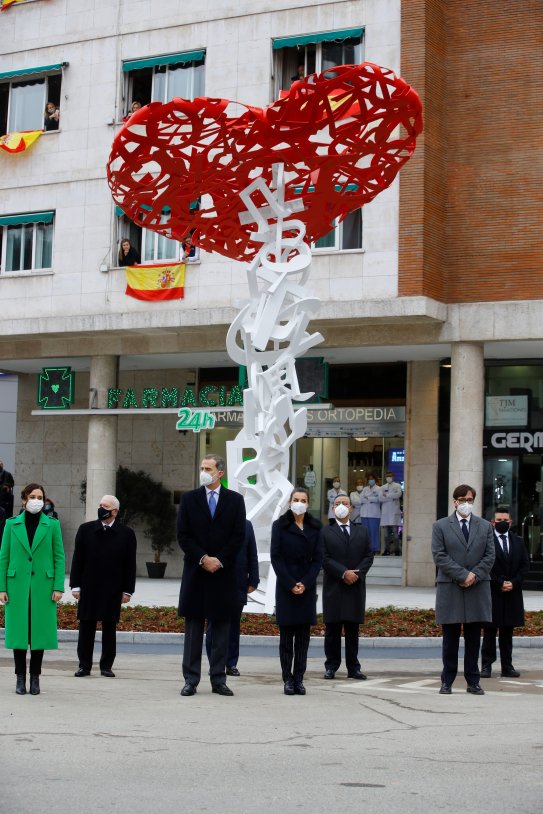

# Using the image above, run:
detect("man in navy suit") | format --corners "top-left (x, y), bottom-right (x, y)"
top-left (480, 507), bottom-right (530, 678)
top-left (177, 454), bottom-right (246, 697)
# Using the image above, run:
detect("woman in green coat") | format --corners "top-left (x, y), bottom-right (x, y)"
top-left (0, 482), bottom-right (65, 695)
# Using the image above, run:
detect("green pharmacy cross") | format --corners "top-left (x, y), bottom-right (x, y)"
top-left (37, 367), bottom-right (75, 410)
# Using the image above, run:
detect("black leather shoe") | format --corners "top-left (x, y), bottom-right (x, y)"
top-left (293, 682), bottom-right (306, 695)
top-left (480, 666), bottom-right (492, 678)
top-left (466, 684), bottom-right (485, 695)
top-left (180, 682), bottom-right (197, 696)
top-left (29, 674), bottom-right (40, 695)
top-left (212, 683), bottom-right (234, 696)
top-left (74, 668), bottom-right (91, 677)
top-left (226, 666), bottom-right (240, 676)
top-left (100, 669), bottom-right (116, 678)
top-left (347, 670), bottom-right (367, 680)
top-left (16, 675), bottom-right (26, 695)
top-left (323, 669), bottom-right (336, 680)
top-left (439, 683), bottom-right (452, 694)
top-left (284, 679), bottom-right (295, 695)
top-left (501, 668), bottom-right (520, 677)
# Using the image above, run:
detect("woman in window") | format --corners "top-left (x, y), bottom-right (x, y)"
top-left (270, 488), bottom-right (323, 696)
top-left (118, 238), bottom-right (140, 266)
top-left (0, 482), bottom-right (65, 695)
top-left (44, 101), bottom-right (60, 131)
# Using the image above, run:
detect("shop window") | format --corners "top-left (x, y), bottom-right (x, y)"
top-left (273, 29), bottom-right (364, 94)
top-left (312, 209), bottom-right (362, 252)
top-left (0, 66), bottom-right (63, 134)
top-left (0, 212), bottom-right (54, 273)
top-left (122, 51), bottom-right (205, 116)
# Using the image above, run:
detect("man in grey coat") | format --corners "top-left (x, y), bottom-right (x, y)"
top-left (431, 484), bottom-right (495, 696)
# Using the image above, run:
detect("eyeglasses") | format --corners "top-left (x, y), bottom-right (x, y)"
top-left (456, 498), bottom-right (474, 504)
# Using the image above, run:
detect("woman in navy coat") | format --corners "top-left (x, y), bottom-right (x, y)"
top-left (270, 488), bottom-right (323, 696)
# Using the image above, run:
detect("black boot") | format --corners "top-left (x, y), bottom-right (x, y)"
top-left (29, 674), bottom-right (40, 695)
top-left (16, 675), bottom-right (26, 695)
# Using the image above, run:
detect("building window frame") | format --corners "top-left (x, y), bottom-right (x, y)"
top-left (121, 51), bottom-right (206, 118)
top-left (0, 212), bottom-right (54, 274)
top-left (0, 64), bottom-right (64, 134)
top-left (312, 208), bottom-right (363, 253)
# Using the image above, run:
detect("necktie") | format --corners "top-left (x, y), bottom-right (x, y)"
top-left (461, 519), bottom-right (469, 542)
top-left (500, 534), bottom-right (508, 556)
top-left (341, 524), bottom-right (349, 539)
top-left (208, 490), bottom-right (216, 517)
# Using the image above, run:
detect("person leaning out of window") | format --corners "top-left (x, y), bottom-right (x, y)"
top-left (44, 101), bottom-right (60, 131)
top-left (118, 238), bottom-right (141, 266)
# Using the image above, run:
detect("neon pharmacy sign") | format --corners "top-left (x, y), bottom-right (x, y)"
top-left (107, 384), bottom-right (243, 409)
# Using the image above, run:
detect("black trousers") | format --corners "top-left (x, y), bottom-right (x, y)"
top-left (206, 603), bottom-right (243, 669)
top-left (441, 622), bottom-right (482, 686)
top-left (13, 649), bottom-right (44, 675)
top-left (184, 617), bottom-right (230, 686)
top-left (481, 625), bottom-right (514, 670)
top-left (278, 624), bottom-right (311, 682)
top-left (77, 619), bottom-right (117, 672)
top-left (324, 621), bottom-right (361, 673)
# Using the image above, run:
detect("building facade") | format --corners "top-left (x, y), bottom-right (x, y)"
top-left (0, 0), bottom-right (542, 588)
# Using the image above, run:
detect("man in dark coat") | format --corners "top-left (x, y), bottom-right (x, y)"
top-left (177, 454), bottom-right (246, 697)
top-left (480, 507), bottom-right (530, 678)
top-left (205, 519), bottom-right (260, 676)
top-left (70, 494), bottom-right (137, 678)
top-left (432, 484), bottom-right (495, 696)
top-left (322, 494), bottom-right (374, 680)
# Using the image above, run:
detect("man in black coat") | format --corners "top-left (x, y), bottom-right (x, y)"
top-left (205, 519), bottom-right (260, 676)
top-left (322, 494), bottom-right (374, 680)
top-left (70, 494), bottom-right (137, 678)
top-left (177, 454), bottom-right (246, 697)
top-left (480, 507), bottom-right (530, 678)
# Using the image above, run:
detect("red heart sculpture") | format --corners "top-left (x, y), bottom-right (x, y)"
top-left (107, 63), bottom-right (422, 262)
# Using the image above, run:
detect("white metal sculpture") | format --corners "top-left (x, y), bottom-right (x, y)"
top-left (226, 165), bottom-right (323, 613)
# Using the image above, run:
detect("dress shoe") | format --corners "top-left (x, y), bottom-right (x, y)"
top-left (16, 675), bottom-right (26, 695)
top-left (293, 681), bottom-right (306, 695)
top-left (212, 683), bottom-right (234, 696)
top-left (74, 668), bottom-right (91, 677)
top-left (226, 666), bottom-right (240, 676)
top-left (100, 669), bottom-right (116, 678)
top-left (180, 682), bottom-right (197, 696)
top-left (466, 684), bottom-right (485, 695)
top-left (501, 668), bottom-right (520, 677)
top-left (439, 683), bottom-right (452, 694)
top-left (479, 666), bottom-right (492, 678)
top-left (323, 669), bottom-right (336, 680)
top-left (29, 674), bottom-right (40, 695)
top-left (347, 670), bottom-right (367, 680)
top-left (284, 679), bottom-right (295, 695)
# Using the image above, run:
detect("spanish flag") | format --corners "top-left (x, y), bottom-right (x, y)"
top-left (0, 130), bottom-right (43, 153)
top-left (125, 262), bottom-right (186, 301)
top-left (1, 0), bottom-right (28, 10)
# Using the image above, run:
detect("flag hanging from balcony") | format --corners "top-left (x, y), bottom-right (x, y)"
top-left (1, 0), bottom-right (30, 10)
top-left (125, 262), bottom-right (186, 301)
top-left (0, 130), bottom-right (42, 153)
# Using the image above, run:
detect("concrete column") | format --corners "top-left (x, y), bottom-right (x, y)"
top-left (448, 342), bottom-right (484, 509)
top-left (403, 360), bottom-right (439, 587)
top-left (86, 356), bottom-right (118, 521)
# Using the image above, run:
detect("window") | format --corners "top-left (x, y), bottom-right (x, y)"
top-left (273, 29), bottom-right (364, 94)
top-left (115, 210), bottom-right (200, 266)
top-left (313, 209), bottom-right (363, 252)
top-left (0, 212), bottom-right (54, 273)
top-left (122, 51), bottom-right (205, 117)
top-left (0, 64), bottom-right (63, 134)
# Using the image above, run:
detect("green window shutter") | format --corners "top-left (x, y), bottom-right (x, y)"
top-left (272, 29), bottom-right (363, 50)
top-left (0, 63), bottom-right (64, 81)
top-left (123, 51), bottom-right (205, 72)
top-left (0, 212), bottom-right (54, 226)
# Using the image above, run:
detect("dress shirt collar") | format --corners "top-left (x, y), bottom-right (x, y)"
top-left (455, 511), bottom-right (471, 526)
top-left (205, 484), bottom-right (221, 496)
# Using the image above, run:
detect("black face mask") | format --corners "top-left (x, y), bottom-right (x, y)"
top-left (98, 507), bottom-right (113, 521)
top-left (494, 520), bottom-right (510, 534)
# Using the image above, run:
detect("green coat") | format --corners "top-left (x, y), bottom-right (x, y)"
top-left (0, 512), bottom-right (65, 650)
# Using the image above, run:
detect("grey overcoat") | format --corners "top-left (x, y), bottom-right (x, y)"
top-left (431, 513), bottom-right (495, 625)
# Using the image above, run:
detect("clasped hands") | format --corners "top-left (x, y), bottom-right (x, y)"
top-left (343, 569), bottom-right (360, 585)
top-left (460, 571), bottom-right (477, 588)
top-left (291, 582), bottom-right (306, 595)
top-left (201, 555), bottom-right (222, 573)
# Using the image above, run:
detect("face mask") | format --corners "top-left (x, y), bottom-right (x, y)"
top-left (494, 520), bottom-right (510, 534)
top-left (456, 502), bottom-right (473, 517)
top-left (290, 502), bottom-right (307, 516)
top-left (98, 506), bottom-right (113, 521)
top-left (334, 504), bottom-right (350, 520)
top-left (332, 481), bottom-right (340, 489)
top-left (368, 479), bottom-right (376, 487)
top-left (356, 485), bottom-right (363, 492)
top-left (26, 498), bottom-right (44, 514)
top-left (200, 470), bottom-right (214, 487)
top-left (386, 477), bottom-right (393, 484)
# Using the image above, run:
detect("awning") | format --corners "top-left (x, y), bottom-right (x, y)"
top-left (273, 28), bottom-right (363, 50)
top-left (0, 211), bottom-right (54, 226)
top-left (123, 51), bottom-right (205, 73)
top-left (0, 63), bottom-right (65, 81)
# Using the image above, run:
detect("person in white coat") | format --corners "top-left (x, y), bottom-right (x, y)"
top-left (379, 472), bottom-right (403, 555)
top-left (360, 474), bottom-right (381, 552)
top-left (349, 479), bottom-right (365, 525)
top-left (327, 477), bottom-right (347, 525)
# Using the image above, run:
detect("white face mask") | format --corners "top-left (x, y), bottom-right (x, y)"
top-left (332, 481), bottom-right (340, 489)
top-left (290, 501), bottom-right (307, 516)
top-left (199, 470), bottom-right (214, 487)
top-left (334, 503), bottom-right (350, 520)
top-left (386, 477), bottom-right (393, 483)
top-left (26, 498), bottom-right (44, 514)
top-left (457, 502), bottom-right (473, 517)
top-left (356, 485), bottom-right (363, 492)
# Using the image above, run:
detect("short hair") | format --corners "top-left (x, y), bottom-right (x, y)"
top-left (21, 483), bottom-right (45, 501)
top-left (453, 484), bottom-right (476, 500)
top-left (494, 505), bottom-right (511, 517)
top-left (334, 494), bottom-right (351, 506)
top-left (101, 494), bottom-right (120, 510)
top-left (202, 453), bottom-right (225, 471)
top-left (290, 486), bottom-right (309, 501)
